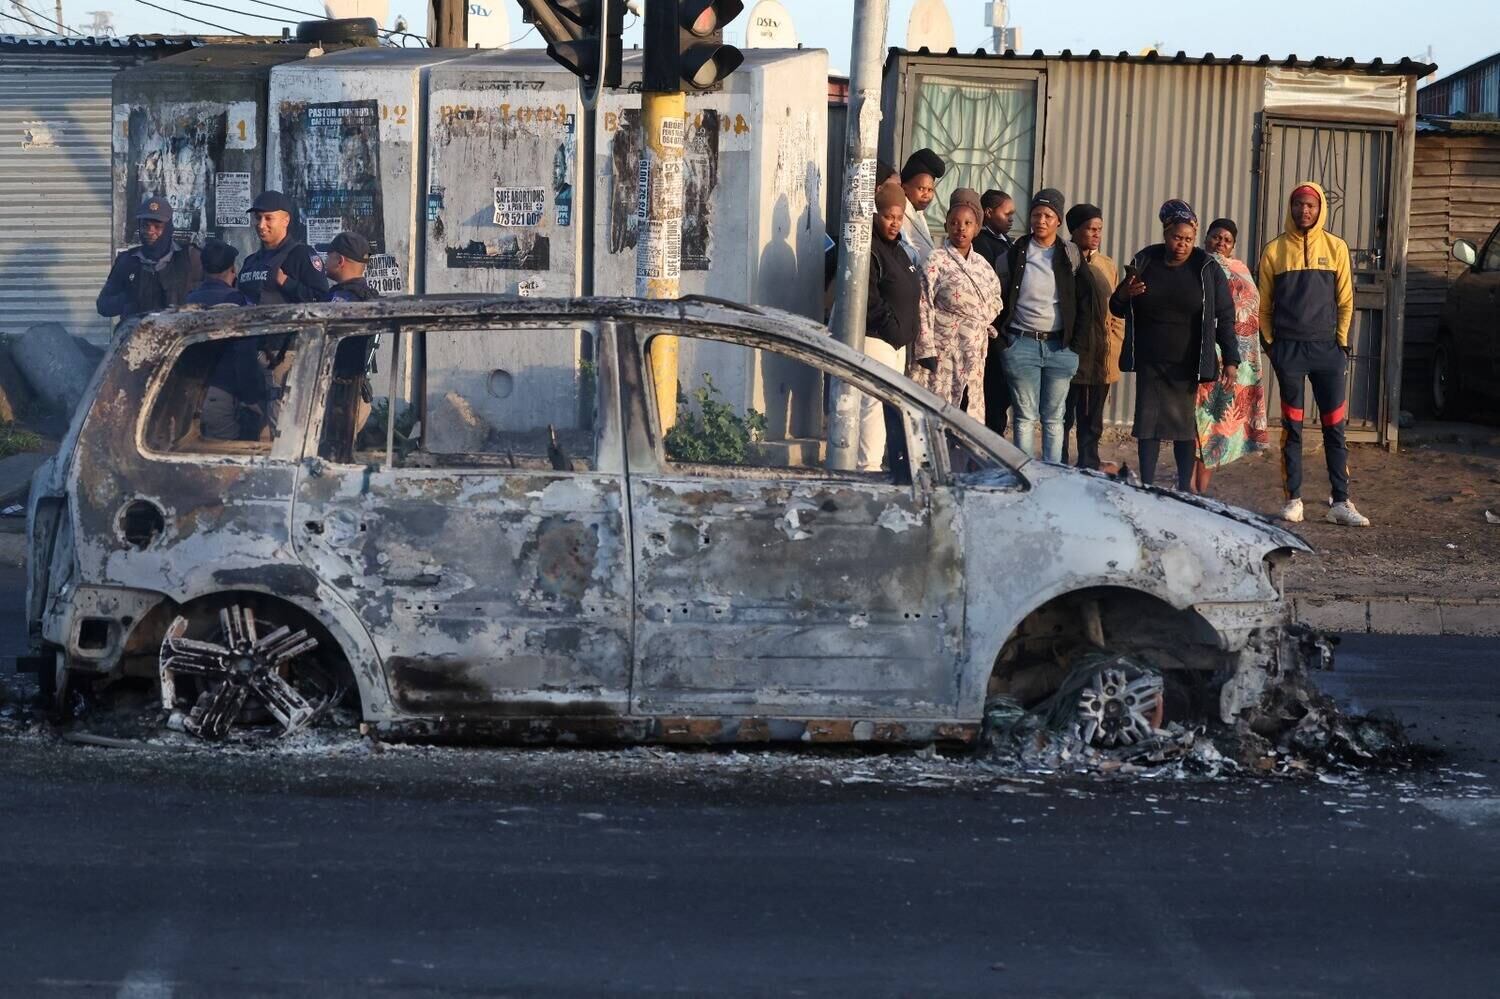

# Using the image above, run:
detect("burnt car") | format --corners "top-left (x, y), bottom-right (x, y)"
top-left (1433, 225), bottom-right (1500, 418)
top-left (24, 296), bottom-right (1311, 745)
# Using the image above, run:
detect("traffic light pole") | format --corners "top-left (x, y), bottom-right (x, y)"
top-left (637, 0), bottom-right (690, 429)
top-left (637, 90), bottom-right (685, 428)
top-left (824, 0), bottom-right (890, 471)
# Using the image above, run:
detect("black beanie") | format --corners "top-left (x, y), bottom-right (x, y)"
top-left (1065, 203), bottom-right (1102, 233)
top-left (1031, 187), bottom-right (1065, 222)
top-left (901, 148), bottom-right (946, 184)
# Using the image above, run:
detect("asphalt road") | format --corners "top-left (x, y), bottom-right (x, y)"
top-left (1, 567), bottom-right (1498, 997)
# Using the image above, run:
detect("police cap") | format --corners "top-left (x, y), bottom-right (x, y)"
top-left (136, 196), bottom-right (172, 223)
top-left (250, 190), bottom-right (295, 216)
top-left (328, 231), bottom-right (370, 264)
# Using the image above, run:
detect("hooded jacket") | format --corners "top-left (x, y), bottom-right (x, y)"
top-left (1256, 180), bottom-right (1353, 347)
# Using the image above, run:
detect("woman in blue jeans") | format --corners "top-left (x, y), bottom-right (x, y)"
top-left (994, 188), bottom-right (1088, 462)
top-left (1112, 200), bottom-right (1239, 490)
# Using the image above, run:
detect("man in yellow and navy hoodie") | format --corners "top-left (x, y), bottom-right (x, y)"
top-left (1258, 181), bottom-right (1370, 527)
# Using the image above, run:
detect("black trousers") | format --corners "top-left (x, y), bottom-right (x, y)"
top-left (1063, 382), bottom-right (1111, 469)
top-left (1269, 339), bottom-right (1350, 503)
top-left (982, 336), bottom-right (1011, 437)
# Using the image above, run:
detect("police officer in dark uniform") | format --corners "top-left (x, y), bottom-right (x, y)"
top-left (324, 232), bottom-right (379, 302)
top-left (185, 239), bottom-right (250, 307)
top-left (236, 190), bottom-right (330, 305)
top-left (96, 195), bottom-right (202, 320)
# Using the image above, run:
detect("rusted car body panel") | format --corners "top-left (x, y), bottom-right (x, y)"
top-left (26, 296), bottom-right (1310, 743)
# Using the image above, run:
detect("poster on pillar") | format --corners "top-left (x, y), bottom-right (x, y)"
top-left (605, 107), bottom-right (721, 277)
top-left (121, 104), bottom-right (230, 247)
top-left (423, 86), bottom-right (577, 293)
top-left (276, 99), bottom-right (388, 254)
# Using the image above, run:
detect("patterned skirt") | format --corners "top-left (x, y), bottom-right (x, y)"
top-left (1195, 332), bottom-right (1269, 469)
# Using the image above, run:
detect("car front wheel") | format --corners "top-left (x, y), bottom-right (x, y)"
top-left (1432, 337), bottom-right (1466, 419)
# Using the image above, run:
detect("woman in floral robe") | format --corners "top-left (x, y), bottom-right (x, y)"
top-left (1193, 218), bottom-right (1269, 493)
top-left (912, 195), bottom-right (1005, 423)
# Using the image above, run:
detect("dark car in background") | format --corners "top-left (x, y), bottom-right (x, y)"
top-left (1434, 221), bottom-right (1500, 418)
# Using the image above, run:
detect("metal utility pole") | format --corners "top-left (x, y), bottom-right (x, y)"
top-left (824, 0), bottom-right (889, 471)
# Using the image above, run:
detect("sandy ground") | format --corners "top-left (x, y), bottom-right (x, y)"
top-left (1099, 434), bottom-right (1500, 599)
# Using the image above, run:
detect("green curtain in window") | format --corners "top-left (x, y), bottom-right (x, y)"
top-left (909, 75), bottom-right (1038, 239)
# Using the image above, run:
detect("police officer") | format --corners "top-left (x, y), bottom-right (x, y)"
top-left (236, 190), bottom-right (330, 305)
top-left (96, 195), bottom-right (202, 320)
top-left (185, 238), bottom-right (250, 307)
top-left (324, 232), bottom-right (379, 302)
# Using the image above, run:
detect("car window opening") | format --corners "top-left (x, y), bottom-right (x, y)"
top-left (145, 332), bottom-right (301, 456)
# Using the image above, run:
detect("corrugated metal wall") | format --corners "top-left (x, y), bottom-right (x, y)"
top-left (0, 51), bottom-right (138, 343)
top-left (1419, 59), bottom-right (1500, 117)
top-left (1040, 60), bottom-right (1267, 424)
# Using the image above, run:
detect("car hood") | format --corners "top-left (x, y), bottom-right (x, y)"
top-left (1028, 463), bottom-right (1311, 553)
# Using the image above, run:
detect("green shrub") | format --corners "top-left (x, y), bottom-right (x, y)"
top-left (664, 373), bottom-right (767, 465)
top-left (0, 422), bottom-right (42, 459)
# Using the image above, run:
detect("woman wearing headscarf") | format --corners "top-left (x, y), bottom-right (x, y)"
top-left (912, 190), bottom-right (1005, 422)
top-left (96, 195), bottom-right (202, 321)
top-left (856, 179), bottom-right (922, 473)
top-left (1112, 199), bottom-right (1239, 491)
top-left (1192, 218), bottom-right (1268, 494)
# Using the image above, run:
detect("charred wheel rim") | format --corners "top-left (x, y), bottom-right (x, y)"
top-left (1076, 666), bottom-right (1164, 748)
top-left (159, 605), bottom-right (341, 741)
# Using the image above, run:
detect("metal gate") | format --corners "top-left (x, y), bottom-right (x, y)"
top-left (1258, 118), bottom-right (1395, 441)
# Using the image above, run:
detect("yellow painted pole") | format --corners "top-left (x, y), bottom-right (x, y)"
top-left (637, 89), bottom-right (685, 431)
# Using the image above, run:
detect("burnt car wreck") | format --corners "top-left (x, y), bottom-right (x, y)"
top-left (25, 295), bottom-right (1328, 749)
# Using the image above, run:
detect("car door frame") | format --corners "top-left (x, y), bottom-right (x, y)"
top-left (615, 316), bottom-right (979, 729)
top-left (291, 313), bottom-right (637, 730)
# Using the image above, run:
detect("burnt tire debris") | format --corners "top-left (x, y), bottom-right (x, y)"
top-left (982, 628), bottom-right (1413, 779)
top-left (159, 604), bottom-right (345, 741)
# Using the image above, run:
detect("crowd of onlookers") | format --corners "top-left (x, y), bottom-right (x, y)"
top-left (862, 147), bottom-right (1372, 527)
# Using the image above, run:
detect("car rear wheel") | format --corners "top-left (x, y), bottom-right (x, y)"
top-left (1432, 337), bottom-right (1466, 419)
top-left (159, 602), bottom-right (347, 740)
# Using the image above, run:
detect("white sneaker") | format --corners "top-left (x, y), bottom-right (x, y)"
top-left (1278, 498), bottom-right (1304, 523)
top-left (1326, 500), bottom-right (1371, 527)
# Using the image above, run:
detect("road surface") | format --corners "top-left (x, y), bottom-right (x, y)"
top-left (1, 567), bottom-right (1496, 996)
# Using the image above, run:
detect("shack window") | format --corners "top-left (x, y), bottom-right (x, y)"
top-left (645, 333), bottom-right (910, 484)
top-left (395, 326), bottom-right (599, 472)
top-left (908, 73), bottom-right (1039, 241)
top-left (145, 331), bottom-right (302, 456)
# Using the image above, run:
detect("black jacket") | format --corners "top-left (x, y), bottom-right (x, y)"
top-left (866, 233), bottom-right (921, 350)
top-left (328, 277), bottom-right (379, 303)
top-left (96, 243), bottom-right (202, 319)
top-left (996, 234), bottom-right (1090, 350)
top-left (186, 277), bottom-right (250, 308)
top-left (1111, 245), bottom-right (1239, 382)
top-left (973, 227), bottom-right (1012, 274)
top-left (237, 238), bottom-right (330, 305)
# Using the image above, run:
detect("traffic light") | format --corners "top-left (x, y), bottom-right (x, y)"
top-left (642, 0), bottom-right (745, 93)
top-left (519, 0), bottom-right (625, 95)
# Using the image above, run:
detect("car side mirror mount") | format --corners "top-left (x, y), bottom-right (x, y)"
top-left (1453, 238), bottom-right (1478, 268)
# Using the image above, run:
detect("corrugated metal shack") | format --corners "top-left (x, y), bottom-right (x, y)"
top-left (1406, 115), bottom-right (1500, 403)
top-left (880, 48), bottom-right (1434, 445)
top-left (0, 35), bottom-right (202, 343)
top-left (1418, 53), bottom-right (1500, 116)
